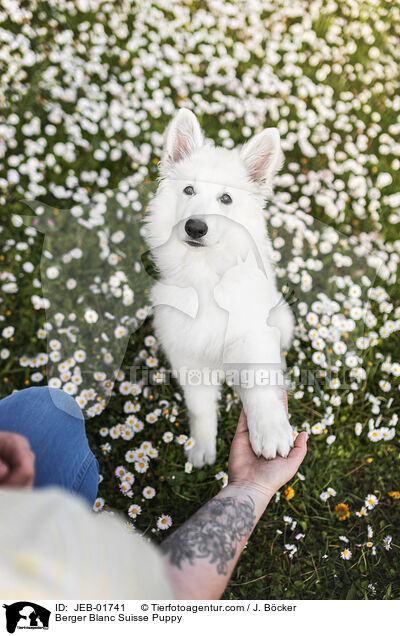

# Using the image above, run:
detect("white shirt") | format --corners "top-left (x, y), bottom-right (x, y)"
top-left (0, 488), bottom-right (174, 599)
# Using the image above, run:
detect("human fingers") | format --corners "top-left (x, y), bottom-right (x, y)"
top-left (0, 433), bottom-right (35, 488)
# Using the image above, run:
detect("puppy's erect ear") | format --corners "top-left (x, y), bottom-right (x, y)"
top-left (240, 128), bottom-right (283, 194)
top-left (165, 109), bottom-right (203, 163)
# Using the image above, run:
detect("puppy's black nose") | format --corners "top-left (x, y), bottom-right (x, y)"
top-left (185, 218), bottom-right (208, 240)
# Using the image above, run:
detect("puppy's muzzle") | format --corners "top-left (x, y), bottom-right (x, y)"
top-left (184, 218), bottom-right (208, 246)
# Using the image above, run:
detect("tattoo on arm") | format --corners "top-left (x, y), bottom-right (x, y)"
top-left (161, 496), bottom-right (256, 575)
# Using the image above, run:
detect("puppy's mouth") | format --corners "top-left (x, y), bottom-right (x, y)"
top-left (184, 240), bottom-right (205, 248)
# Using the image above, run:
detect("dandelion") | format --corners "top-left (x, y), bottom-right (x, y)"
top-left (388, 491), bottom-right (400, 499)
top-left (334, 503), bottom-right (350, 521)
top-left (285, 486), bottom-right (295, 500)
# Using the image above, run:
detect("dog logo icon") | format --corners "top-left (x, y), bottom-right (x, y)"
top-left (2, 602), bottom-right (50, 634)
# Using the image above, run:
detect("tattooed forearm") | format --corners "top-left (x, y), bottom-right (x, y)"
top-left (161, 496), bottom-right (256, 575)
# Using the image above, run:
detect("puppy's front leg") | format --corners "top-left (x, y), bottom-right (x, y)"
top-left (239, 383), bottom-right (293, 460)
top-left (182, 382), bottom-right (220, 468)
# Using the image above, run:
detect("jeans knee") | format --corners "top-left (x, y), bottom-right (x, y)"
top-left (26, 386), bottom-right (84, 422)
top-left (48, 387), bottom-right (84, 422)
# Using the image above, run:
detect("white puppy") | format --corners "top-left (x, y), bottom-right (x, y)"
top-left (145, 109), bottom-right (294, 467)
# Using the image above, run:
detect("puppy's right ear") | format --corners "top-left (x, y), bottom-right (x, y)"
top-left (164, 109), bottom-right (203, 163)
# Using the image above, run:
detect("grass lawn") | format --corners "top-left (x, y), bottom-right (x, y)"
top-left (0, 0), bottom-right (399, 599)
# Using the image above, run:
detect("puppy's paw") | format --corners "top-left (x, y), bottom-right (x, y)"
top-left (247, 398), bottom-right (293, 460)
top-left (186, 441), bottom-right (216, 468)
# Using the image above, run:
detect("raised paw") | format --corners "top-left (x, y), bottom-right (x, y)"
top-left (246, 397), bottom-right (293, 460)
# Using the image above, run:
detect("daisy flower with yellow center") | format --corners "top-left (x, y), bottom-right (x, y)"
top-left (184, 438), bottom-right (195, 450)
top-left (341, 549), bottom-right (352, 560)
top-left (135, 460), bottom-right (149, 473)
top-left (93, 498), bottom-right (105, 512)
top-left (125, 450), bottom-right (136, 463)
top-left (142, 487), bottom-right (156, 499)
top-left (157, 514), bottom-right (172, 530)
top-left (365, 494), bottom-right (378, 510)
top-left (128, 504), bottom-right (142, 519)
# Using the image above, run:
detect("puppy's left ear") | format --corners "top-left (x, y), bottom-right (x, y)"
top-left (164, 108), bottom-right (203, 164)
top-left (240, 128), bottom-right (283, 195)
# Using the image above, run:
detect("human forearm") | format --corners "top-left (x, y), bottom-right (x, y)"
top-left (161, 482), bottom-right (271, 600)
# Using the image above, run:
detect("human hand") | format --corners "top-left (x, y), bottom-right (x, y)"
top-left (228, 397), bottom-right (307, 500)
top-left (0, 432), bottom-right (35, 488)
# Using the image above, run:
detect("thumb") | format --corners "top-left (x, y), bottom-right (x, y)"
top-left (0, 461), bottom-right (9, 480)
top-left (234, 409), bottom-right (248, 435)
top-left (287, 431), bottom-right (308, 467)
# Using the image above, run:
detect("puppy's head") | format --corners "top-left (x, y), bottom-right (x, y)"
top-left (146, 109), bottom-right (283, 277)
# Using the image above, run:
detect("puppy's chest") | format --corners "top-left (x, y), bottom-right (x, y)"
top-left (153, 292), bottom-right (228, 364)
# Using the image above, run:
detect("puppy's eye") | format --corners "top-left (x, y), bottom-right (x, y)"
top-left (183, 185), bottom-right (195, 196)
top-left (220, 193), bottom-right (232, 205)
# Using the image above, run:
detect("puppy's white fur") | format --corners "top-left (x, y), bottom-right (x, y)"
top-left (145, 109), bottom-right (294, 467)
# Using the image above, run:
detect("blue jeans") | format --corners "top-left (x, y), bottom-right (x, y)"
top-left (0, 387), bottom-right (99, 506)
